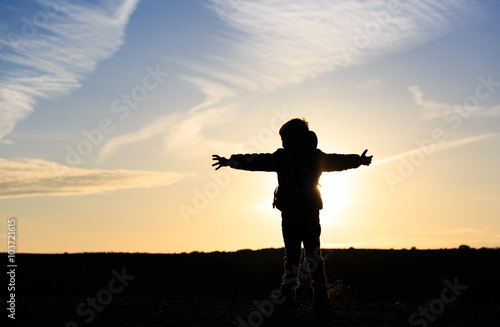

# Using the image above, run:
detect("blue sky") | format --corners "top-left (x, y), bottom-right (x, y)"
top-left (1, 0), bottom-right (499, 253)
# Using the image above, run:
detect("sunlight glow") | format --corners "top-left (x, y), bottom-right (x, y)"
top-left (258, 172), bottom-right (354, 227)
top-left (319, 172), bottom-right (352, 226)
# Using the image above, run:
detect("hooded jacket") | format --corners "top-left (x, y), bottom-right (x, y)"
top-left (228, 148), bottom-right (362, 211)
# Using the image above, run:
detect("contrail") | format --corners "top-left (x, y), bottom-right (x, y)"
top-left (373, 132), bottom-right (500, 166)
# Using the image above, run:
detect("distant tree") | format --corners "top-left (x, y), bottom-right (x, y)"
top-left (458, 244), bottom-right (471, 250)
top-left (411, 246), bottom-right (417, 250)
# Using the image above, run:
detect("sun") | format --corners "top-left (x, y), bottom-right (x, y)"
top-left (318, 172), bottom-right (352, 226)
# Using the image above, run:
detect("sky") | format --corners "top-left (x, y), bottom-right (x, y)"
top-left (1, 0), bottom-right (499, 254)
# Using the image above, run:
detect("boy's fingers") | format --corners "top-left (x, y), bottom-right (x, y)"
top-left (361, 149), bottom-right (368, 157)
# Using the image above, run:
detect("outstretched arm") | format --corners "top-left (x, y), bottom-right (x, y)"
top-left (212, 151), bottom-right (281, 172)
top-left (320, 149), bottom-right (373, 171)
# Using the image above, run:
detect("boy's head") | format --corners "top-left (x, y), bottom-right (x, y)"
top-left (279, 118), bottom-right (308, 139)
top-left (279, 118), bottom-right (310, 150)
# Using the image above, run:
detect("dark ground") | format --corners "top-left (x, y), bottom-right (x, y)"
top-left (4, 248), bottom-right (500, 326)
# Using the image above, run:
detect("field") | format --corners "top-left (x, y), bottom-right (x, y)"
top-left (6, 248), bottom-right (500, 326)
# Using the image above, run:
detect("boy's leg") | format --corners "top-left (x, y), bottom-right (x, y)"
top-left (303, 211), bottom-right (329, 304)
top-left (280, 211), bottom-right (302, 306)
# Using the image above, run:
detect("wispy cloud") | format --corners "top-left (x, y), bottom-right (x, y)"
top-left (202, 0), bottom-right (489, 92)
top-left (374, 132), bottom-right (500, 166)
top-left (0, 0), bottom-right (141, 141)
top-left (99, 0), bottom-right (493, 162)
top-left (408, 86), bottom-right (451, 119)
top-left (0, 158), bottom-right (192, 199)
top-left (409, 85), bottom-right (500, 119)
top-left (359, 78), bottom-right (382, 90)
top-left (0, 139), bottom-right (14, 145)
top-left (97, 77), bottom-right (235, 162)
top-left (483, 104), bottom-right (500, 117)
top-left (181, 76), bottom-right (236, 113)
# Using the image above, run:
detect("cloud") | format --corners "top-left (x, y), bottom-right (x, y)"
top-left (97, 77), bottom-right (235, 162)
top-left (408, 86), bottom-right (451, 119)
top-left (0, 139), bottom-right (14, 145)
top-left (180, 76), bottom-right (236, 113)
top-left (477, 104), bottom-right (500, 117)
top-left (0, 0), bottom-right (141, 141)
top-left (359, 78), bottom-right (382, 90)
top-left (201, 0), bottom-right (489, 92)
top-left (99, 0), bottom-right (493, 162)
top-left (98, 105), bottom-right (235, 162)
top-left (97, 112), bottom-right (180, 163)
top-left (409, 85), bottom-right (500, 119)
top-left (373, 132), bottom-right (500, 166)
top-left (0, 158), bottom-right (192, 199)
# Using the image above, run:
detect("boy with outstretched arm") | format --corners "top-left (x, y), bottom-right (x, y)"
top-left (212, 118), bottom-right (372, 310)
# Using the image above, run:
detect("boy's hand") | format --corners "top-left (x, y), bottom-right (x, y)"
top-left (212, 155), bottom-right (229, 170)
top-left (360, 149), bottom-right (373, 166)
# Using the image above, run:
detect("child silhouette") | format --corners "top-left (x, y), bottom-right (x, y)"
top-left (212, 118), bottom-right (372, 308)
